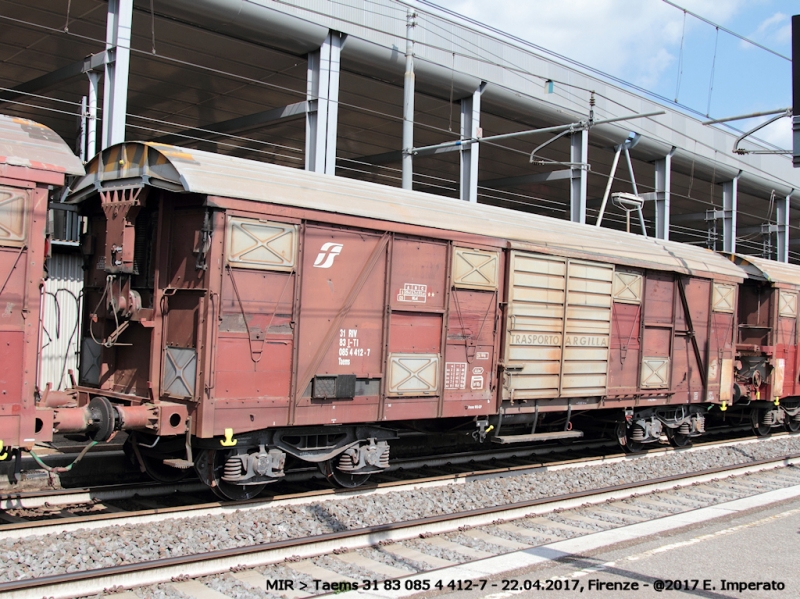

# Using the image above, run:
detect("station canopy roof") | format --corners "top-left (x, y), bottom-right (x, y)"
top-left (1, 0), bottom-right (799, 261)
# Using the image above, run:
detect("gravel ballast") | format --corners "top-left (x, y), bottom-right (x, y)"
top-left (2, 436), bottom-right (800, 582)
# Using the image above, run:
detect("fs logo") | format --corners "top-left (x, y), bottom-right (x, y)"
top-left (313, 242), bottom-right (343, 268)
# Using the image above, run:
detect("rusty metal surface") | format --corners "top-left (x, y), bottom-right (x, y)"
top-left (0, 114), bottom-right (84, 179)
top-left (0, 185), bottom-right (50, 447)
top-left (69, 143), bottom-right (745, 281)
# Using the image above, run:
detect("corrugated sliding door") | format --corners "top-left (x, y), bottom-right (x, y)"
top-left (505, 250), bottom-right (613, 400)
top-left (561, 259), bottom-right (614, 396)
top-left (506, 252), bottom-right (566, 398)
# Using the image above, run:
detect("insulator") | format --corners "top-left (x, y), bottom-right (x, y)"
top-left (678, 423), bottom-right (691, 435)
top-left (222, 455), bottom-right (245, 481)
top-left (631, 425), bottom-right (645, 441)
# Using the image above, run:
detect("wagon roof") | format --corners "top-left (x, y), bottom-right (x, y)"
top-left (726, 254), bottom-right (800, 287)
top-left (0, 114), bottom-right (84, 181)
top-left (69, 142), bottom-right (747, 280)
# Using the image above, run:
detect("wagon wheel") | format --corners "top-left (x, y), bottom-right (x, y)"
top-left (126, 434), bottom-right (189, 484)
top-left (194, 449), bottom-right (267, 501)
top-left (318, 458), bottom-right (371, 488)
top-left (666, 427), bottom-right (692, 448)
top-left (750, 408), bottom-right (772, 437)
top-left (615, 421), bottom-right (644, 454)
top-left (785, 417), bottom-right (800, 433)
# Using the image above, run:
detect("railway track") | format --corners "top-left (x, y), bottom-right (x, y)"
top-left (1, 435), bottom-right (799, 598)
top-left (0, 429), bottom-right (756, 526)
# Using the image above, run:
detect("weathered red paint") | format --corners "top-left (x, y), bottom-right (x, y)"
top-left (0, 175), bottom-right (64, 448)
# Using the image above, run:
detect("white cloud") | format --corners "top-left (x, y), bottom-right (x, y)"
top-left (744, 11), bottom-right (791, 48)
top-left (427, 0), bottom-right (747, 88)
top-left (755, 117), bottom-right (793, 150)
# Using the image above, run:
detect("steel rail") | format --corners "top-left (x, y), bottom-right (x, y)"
top-left (0, 446), bottom-right (625, 539)
top-left (0, 438), bottom-right (616, 509)
top-left (2, 453), bottom-right (798, 599)
top-left (0, 430), bottom-right (771, 528)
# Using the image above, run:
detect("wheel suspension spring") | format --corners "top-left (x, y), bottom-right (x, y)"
top-left (338, 448), bottom-right (390, 471)
top-left (338, 452), bottom-right (357, 471)
top-left (222, 455), bottom-right (245, 481)
top-left (792, 413), bottom-right (800, 423)
top-left (762, 411), bottom-right (775, 426)
top-left (630, 425), bottom-right (645, 441)
top-left (678, 422), bottom-right (691, 435)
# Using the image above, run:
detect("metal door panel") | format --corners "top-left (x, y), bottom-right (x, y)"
top-left (641, 357), bottom-right (670, 388)
top-left (777, 315), bottom-right (797, 396)
top-left (720, 358), bottom-right (734, 401)
top-left (608, 301), bottom-right (642, 394)
top-left (511, 373), bottom-right (561, 394)
top-left (642, 327), bottom-right (671, 357)
top-left (563, 348), bottom-right (610, 363)
top-left (505, 251), bottom-right (612, 399)
top-left (562, 374), bottom-right (607, 390)
top-left (779, 290), bottom-right (797, 318)
top-left (560, 259), bottom-right (613, 397)
top-left (562, 359), bottom-right (607, 373)
top-left (0, 186), bottom-right (26, 246)
top-left (0, 332), bottom-right (23, 404)
top-left (452, 248), bottom-right (499, 290)
top-left (673, 277), bottom-right (710, 399)
top-left (712, 283), bottom-right (736, 313)
top-left (226, 216), bottom-right (297, 271)
top-left (387, 353), bottom-right (440, 396)
top-left (613, 271), bottom-right (643, 303)
top-left (390, 238), bottom-right (447, 310)
top-left (444, 284), bottom-right (499, 410)
top-left (642, 272), bottom-right (675, 324)
top-left (167, 209), bottom-right (208, 289)
top-left (389, 312), bottom-right (442, 353)
top-left (508, 346), bottom-right (562, 361)
top-left (640, 272), bottom-right (675, 395)
top-left (163, 347), bottom-right (197, 398)
top-left (566, 306), bottom-right (613, 321)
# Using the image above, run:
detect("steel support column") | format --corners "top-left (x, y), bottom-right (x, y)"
top-left (654, 149), bottom-right (674, 240)
top-left (460, 82), bottom-right (486, 203)
top-left (402, 10), bottom-right (417, 189)
top-left (722, 174), bottom-right (740, 254)
top-left (102, 0), bottom-right (133, 149)
top-left (306, 31), bottom-right (344, 175)
top-left (777, 191), bottom-right (792, 262)
top-left (570, 129), bottom-right (588, 224)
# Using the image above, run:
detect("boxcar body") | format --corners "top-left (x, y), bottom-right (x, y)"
top-left (0, 115), bottom-right (84, 452)
top-left (7, 140), bottom-right (799, 497)
top-left (729, 255), bottom-right (800, 433)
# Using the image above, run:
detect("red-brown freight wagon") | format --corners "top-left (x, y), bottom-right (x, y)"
top-left (0, 115), bottom-right (84, 456)
top-left (19, 142), bottom-right (760, 498)
top-left (727, 255), bottom-right (800, 434)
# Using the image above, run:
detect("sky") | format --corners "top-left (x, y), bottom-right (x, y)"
top-left (426, 0), bottom-right (795, 150)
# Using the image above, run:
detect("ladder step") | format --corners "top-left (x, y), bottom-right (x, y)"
top-left (492, 430), bottom-right (584, 444)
